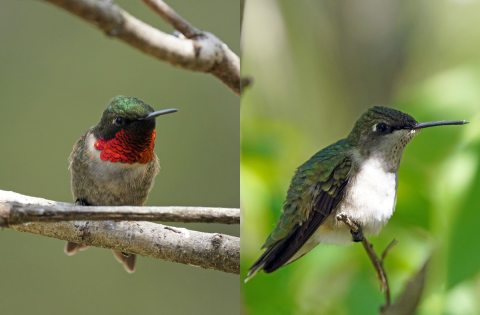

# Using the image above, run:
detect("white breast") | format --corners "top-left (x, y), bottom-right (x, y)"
top-left (338, 155), bottom-right (398, 236)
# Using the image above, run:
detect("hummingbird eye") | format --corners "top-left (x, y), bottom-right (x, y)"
top-left (114, 117), bottom-right (125, 126)
top-left (375, 123), bottom-right (389, 133)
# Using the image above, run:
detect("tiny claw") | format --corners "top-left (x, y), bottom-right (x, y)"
top-left (75, 198), bottom-right (91, 206)
top-left (351, 227), bottom-right (364, 242)
top-left (336, 213), bottom-right (363, 241)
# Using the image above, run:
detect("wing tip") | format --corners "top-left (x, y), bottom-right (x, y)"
top-left (245, 264), bottom-right (263, 283)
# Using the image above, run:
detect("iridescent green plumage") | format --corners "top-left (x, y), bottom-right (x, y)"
top-left (264, 140), bottom-right (352, 248)
top-left (247, 106), bottom-right (467, 282)
top-left (94, 96), bottom-right (156, 141)
top-left (247, 140), bottom-right (353, 277)
top-left (106, 96), bottom-right (154, 118)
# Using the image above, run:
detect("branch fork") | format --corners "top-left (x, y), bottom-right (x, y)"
top-left (42, 0), bottom-right (240, 95)
top-left (336, 213), bottom-right (398, 307)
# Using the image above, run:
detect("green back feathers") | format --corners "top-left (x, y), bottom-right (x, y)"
top-left (263, 139), bottom-right (351, 248)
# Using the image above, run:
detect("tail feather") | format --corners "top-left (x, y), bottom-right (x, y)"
top-left (64, 242), bottom-right (90, 256)
top-left (65, 242), bottom-right (135, 274)
top-left (245, 246), bottom-right (277, 282)
top-left (63, 242), bottom-right (84, 256)
top-left (78, 244), bottom-right (90, 251)
top-left (246, 233), bottom-right (309, 282)
top-left (113, 251), bottom-right (136, 273)
top-left (245, 263), bottom-right (264, 283)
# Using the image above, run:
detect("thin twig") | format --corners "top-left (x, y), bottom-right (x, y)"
top-left (337, 213), bottom-right (396, 307)
top-left (41, 0), bottom-right (240, 95)
top-left (381, 239), bottom-right (398, 261)
top-left (361, 238), bottom-right (391, 305)
top-left (140, 0), bottom-right (200, 38)
top-left (0, 190), bottom-right (239, 274)
top-left (0, 202), bottom-right (240, 227)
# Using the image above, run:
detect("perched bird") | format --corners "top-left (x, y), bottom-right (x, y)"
top-left (246, 106), bottom-right (467, 281)
top-left (66, 96), bottom-right (178, 273)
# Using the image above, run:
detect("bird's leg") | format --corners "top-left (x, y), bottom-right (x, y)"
top-left (75, 198), bottom-right (91, 206)
top-left (336, 213), bottom-right (397, 308)
top-left (351, 226), bottom-right (364, 242)
top-left (336, 213), bottom-right (364, 242)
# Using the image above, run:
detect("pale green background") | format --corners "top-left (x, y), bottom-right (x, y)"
top-left (242, 0), bottom-right (480, 314)
top-left (0, 1), bottom-right (239, 314)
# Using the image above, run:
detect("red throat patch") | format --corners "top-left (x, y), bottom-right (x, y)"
top-left (94, 129), bottom-right (156, 164)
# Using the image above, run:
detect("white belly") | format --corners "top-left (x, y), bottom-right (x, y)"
top-left (308, 156), bottom-right (398, 248)
top-left (339, 156), bottom-right (398, 235)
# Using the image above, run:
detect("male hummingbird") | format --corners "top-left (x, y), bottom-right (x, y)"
top-left (66, 96), bottom-right (178, 273)
top-left (246, 106), bottom-right (467, 281)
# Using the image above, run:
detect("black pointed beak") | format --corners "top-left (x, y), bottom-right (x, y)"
top-left (138, 109), bottom-right (178, 120)
top-left (410, 120), bottom-right (468, 130)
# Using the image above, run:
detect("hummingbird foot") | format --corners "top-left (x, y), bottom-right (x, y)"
top-left (336, 213), bottom-right (364, 242)
top-left (350, 226), bottom-right (364, 242)
top-left (75, 198), bottom-right (92, 206)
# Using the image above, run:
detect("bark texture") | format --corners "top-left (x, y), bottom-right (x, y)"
top-left (41, 0), bottom-right (240, 95)
top-left (0, 190), bottom-right (239, 274)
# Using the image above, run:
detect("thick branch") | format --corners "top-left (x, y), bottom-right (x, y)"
top-left (10, 220), bottom-right (239, 274)
top-left (41, 0), bottom-right (240, 95)
top-left (0, 202), bottom-right (239, 227)
top-left (1, 190), bottom-right (239, 274)
top-left (240, 76), bottom-right (254, 95)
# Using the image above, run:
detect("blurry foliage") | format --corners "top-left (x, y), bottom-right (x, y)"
top-left (241, 0), bottom-right (480, 314)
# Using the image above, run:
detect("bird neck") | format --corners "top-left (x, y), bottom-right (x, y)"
top-left (350, 146), bottom-right (403, 174)
top-left (94, 129), bottom-right (156, 164)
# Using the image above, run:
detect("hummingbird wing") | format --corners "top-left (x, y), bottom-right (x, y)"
top-left (246, 140), bottom-right (351, 280)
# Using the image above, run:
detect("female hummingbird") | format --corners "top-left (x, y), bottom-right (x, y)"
top-left (246, 106), bottom-right (467, 281)
top-left (66, 96), bottom-right (178, 273)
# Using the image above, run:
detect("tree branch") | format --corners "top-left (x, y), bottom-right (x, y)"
top-left (240, 76), bottom-right (254, 95)
top-left (140, 0), bottom-right (199, 39)
top-left (337, 213), bottom-right (397, 307)
top-left (0, 190), bottom-right (239, 274)
top-left (0, 203), bottom-right (239, 227)
top-left (40, 0), bottom-right (240, 95)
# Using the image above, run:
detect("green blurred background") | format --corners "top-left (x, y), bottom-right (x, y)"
top-left (241, 0), bottom-right (480, 314)
top-left (0, 1), bottom-right (239, 314)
